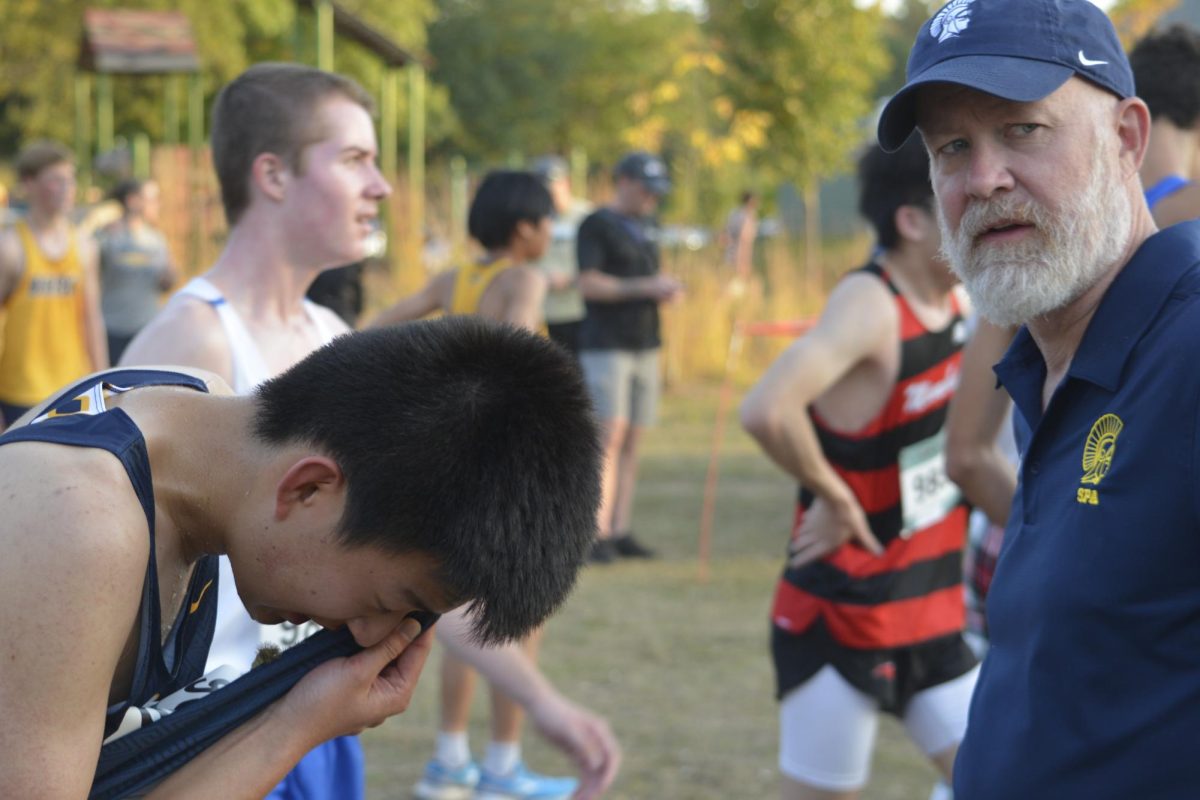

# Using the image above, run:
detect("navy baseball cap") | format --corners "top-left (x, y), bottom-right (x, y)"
top-left (613, 151), bottom-right (671, 196)
top-left (877, 0), bottom-right (1134, 151)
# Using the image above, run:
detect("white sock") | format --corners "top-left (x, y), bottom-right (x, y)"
top-left (435, 731), bottom-right (471, 768)
top-left (483, 741), bottom-right (521, 776)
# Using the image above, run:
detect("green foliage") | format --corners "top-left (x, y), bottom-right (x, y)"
top-left (0, 0), bottom-right (435, 159)
top-left (875, 0), bottom-right (942, 97)
top-left (428, 0), bottom-right (695, 166)
top-left (705, 0), bottom-right (892, 186)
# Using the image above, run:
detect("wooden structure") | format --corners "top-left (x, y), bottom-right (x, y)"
top-left (77, 9), bottom-right (202, 170)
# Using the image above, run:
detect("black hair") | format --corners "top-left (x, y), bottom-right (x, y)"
top-left (109, 179), bottom-right (145, 210)
top-left (857, 137), bottom-right (933, 251)
top-left (467, 171), bottom-right (553, 250)
top-left (253, 317), bottom-right (601, 644)
top-left (1130, 25), bottom-right (1200, 129)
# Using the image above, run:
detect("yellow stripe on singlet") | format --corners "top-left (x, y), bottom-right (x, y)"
top-left (449, 258), bottom-right (513, 316)
top-left (448, 257), bottom-right (549, 336)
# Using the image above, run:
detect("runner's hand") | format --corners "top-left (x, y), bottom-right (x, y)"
top-left (527, 692), bottom-right (621, 800)
top-left (279, 617), bottom-right (433, 746)
top-left (788, 494), bottom-right (883, 568)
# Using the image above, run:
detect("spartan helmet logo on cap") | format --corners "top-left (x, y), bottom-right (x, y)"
top-left (931, 0), bottom-right (974, 43)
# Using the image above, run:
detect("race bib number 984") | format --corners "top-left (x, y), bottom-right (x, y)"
top-left (898, 430), bottom-right (961, 537)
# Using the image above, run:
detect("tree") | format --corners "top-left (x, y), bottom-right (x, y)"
top-left (705, 0), bottom-right (891, 188)
top-left (428, 0), bottom-right (695, 165)
top-left (0, 0), bottom-right (437, 160)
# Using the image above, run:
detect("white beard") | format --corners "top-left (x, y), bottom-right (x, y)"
top-left (938, 146), bottom-right (1131, 327)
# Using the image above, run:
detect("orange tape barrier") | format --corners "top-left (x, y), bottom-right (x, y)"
top-left (739, 319), bottom-right (816, 338)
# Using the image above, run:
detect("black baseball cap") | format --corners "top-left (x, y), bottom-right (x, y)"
top-left (877, 0), bottom-right (1135, 151)
top-left (613, 151), bottom-right (671, 196)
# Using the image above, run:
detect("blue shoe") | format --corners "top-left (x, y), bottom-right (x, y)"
top-left (413, 758), bottom-right (481, 800)
top-left (473, 762), bottom-right (578, 800)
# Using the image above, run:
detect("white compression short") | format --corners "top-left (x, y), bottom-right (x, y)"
top-left (778, 663), bottom-right (980, 791)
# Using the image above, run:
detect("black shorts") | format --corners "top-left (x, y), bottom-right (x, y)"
top-left (772, 620), bottom-right (977, 716)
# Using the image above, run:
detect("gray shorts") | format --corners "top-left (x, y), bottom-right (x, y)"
top-left (579, 348), bottom-right (660, 426)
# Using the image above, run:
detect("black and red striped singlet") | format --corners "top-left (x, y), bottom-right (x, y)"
top-left (772, 263), bottom-right (969, 652)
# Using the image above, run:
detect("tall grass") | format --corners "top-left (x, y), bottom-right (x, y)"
top-left (661, 234), bottom-right (871, 386)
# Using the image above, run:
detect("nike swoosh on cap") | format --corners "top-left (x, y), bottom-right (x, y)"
top-left (1078, 50), bottom-right (1108, 66)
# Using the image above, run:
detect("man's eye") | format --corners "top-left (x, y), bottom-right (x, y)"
top-left (937, 139), bottom-right (968, 156)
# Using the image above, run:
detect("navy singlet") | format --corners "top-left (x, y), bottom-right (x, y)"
top-left (0, 368), bottom-right (219, 737)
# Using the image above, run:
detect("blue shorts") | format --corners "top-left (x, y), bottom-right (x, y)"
top-left (266, 735), bottom-right (364, 800)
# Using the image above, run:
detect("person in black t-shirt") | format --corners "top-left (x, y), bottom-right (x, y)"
top-left (577, 152), bottom-right (682, 563)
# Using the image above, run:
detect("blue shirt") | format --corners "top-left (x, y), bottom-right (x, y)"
top-left (955, 221), bottom-right (1200, 799)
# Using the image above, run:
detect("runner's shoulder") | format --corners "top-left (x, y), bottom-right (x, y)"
top-left (119, 295), bottom-right (233, 380)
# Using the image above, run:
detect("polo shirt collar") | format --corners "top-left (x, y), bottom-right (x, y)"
top-left (996, 221), bottom-right (1200, 396)
top-left (1068, 221), bottom-right (1200, 390)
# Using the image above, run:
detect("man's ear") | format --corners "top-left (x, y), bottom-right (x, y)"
top-left (251, 152), bottom-right (289, 204)
top-left (274, 456), bottom-right (344, 521)
top-left (1114, 97), bottom-right (1152, 181)
top-left (894, 204), bottom-right (935, 244)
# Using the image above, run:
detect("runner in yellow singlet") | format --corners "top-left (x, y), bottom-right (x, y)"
top-left (379, 170), bottom-right (584, 800)
top-left (0, 141), bottom-right (107, 425)
top-left (377, 170), bottom-right (550, 334)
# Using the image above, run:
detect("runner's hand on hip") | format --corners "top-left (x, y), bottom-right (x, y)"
top-left (788, 494), bottom-right (883, 568)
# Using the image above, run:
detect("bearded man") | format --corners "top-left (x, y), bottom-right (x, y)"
top-left (878, 0), bottom-right (1200, 796)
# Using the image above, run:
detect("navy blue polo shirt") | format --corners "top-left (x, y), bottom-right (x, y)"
top-left (954, 221), bottom-right (1200, 798)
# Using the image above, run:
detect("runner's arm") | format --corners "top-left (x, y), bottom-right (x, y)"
top-left (0, 230), bottom-right (23, 427)
top-left (0, 459), bottom-right (150, 798)
top-left (436, 609), bottom-right (620, 800)
top-left (740, 275), bottom-right (897, 562)
top-left (740, 273), bottom-right (895, 506)
top-left (945, 319), bottom-right (1019, 526)
top-left (500, 266), bottom-right (548, 333)
top-left (0, 227), bottom-right (24, 306)
top-left (78, 234), bottom-right (109, 369)
top-left (118, 299), bottom-right (236, 386)
top-left (370, 272), bottom-right (453, 327)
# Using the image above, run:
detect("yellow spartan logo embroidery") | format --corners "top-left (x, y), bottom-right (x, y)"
top-left (1077, 414), bottom-right (1123, 508)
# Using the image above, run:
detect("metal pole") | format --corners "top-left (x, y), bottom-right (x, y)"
top-left (450, 155), bottom-right (467, 255)
top-left (74, 73), bottom-right (92, 188)
top-left (96, 73), bottom-right (114, 159)
top-left (316, 0), bottom-right (334, 72)
top-left (132, 133), bottom-right (151, 180)
top-left (187, 73), bottom-right (203, 154)
top-left (164, 74), bottom-right (181, 146)
top-left (406, 64), bottom-right (426, 280)
top-left (380, 68), bottom-right (398, 262)
top-left (569, 145), bottom-right (587, 199)
top-left (187, 72), bottom-right (205, 270)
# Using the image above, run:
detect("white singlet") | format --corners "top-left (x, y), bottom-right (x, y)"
top-left (175, 277), bottom-right (340, 674)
